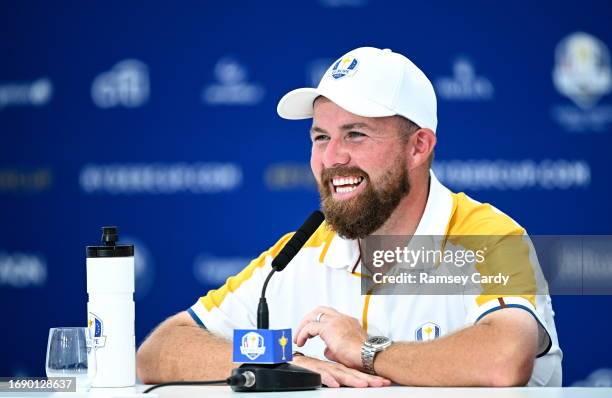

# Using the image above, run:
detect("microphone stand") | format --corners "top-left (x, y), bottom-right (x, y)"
top-left (231, 267), bottom-right (322, 392)
top-left (231, 211), bottom-right (325, 392)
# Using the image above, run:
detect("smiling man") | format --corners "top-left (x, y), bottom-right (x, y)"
top-left (137, 47), bottom-right (562, 387)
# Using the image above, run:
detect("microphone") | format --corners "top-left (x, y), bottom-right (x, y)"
top-left (258, 210), bottom-right (325, 329)
top-left (231, 210), bottom-right (325, 392)
top-left (271, 210), bottom-right (325, 271)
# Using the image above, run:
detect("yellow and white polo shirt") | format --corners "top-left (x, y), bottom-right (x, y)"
top-left (188, 171), bottom-right (562, 386)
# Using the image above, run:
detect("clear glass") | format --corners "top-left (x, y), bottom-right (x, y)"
top-left (46, 327), bottom-right (96, 391)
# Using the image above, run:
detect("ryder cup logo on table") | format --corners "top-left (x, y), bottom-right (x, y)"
top-left (240, 332), bottom-right (266, 360)
top-left (415, 322), bottom-right (441, 341)
top-left (88, 312), bottom-right (107, 348)
top-left (330, 56), bottom-right (359, 79)
top-left (551, 32), bottom-right (612, 132)
top-left (91, 59), bottom-right (150, 108)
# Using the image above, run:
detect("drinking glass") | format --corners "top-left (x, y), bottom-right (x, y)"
top-left (46, 327), bottom-right (96, 390)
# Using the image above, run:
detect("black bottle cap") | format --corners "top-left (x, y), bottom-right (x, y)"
top-left (87, 226), bottom-right (134, 258)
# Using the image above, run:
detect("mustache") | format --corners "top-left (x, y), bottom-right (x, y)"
top-left (320, 166), bottom-right (369, 185)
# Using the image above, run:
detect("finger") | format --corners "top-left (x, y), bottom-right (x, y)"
top-left (295, 322), bottom-right (323, 347)
top-left (294, 307), bottom-right (336, 343)
top-left (319, 371), bottom-right (340, 388)
top-left (332, 367), bottom-right (368, 388)
top-left (342, 367), bottom-right (390, 387)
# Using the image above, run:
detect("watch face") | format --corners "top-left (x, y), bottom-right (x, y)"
top-left (368, 336), bottom-right (390, 346)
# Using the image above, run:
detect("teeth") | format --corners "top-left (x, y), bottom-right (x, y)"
top-left (332, 176), bottom-right (363, 186)
top-left (336, 186), bottom-right (357, 193)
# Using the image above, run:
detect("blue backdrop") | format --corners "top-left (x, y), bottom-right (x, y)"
top-left (1, 0), bottom-right (611, 386)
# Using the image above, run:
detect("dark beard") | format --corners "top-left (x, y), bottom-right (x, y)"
top-left (318, 162), bottom-right (410, 240)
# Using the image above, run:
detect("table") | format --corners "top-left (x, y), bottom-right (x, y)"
top-left (1, 385), bottom-right (612, 398)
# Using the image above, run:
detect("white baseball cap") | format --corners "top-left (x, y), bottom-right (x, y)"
top-left (277, 47), bottom-right (438, 133)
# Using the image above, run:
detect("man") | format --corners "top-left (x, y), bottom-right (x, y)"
top-left (137, 47), bottom-right (562, 387)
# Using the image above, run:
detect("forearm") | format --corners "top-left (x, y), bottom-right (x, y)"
top-left (374, 313), bottom-right (537, 386)
top-left (137, 317), bottom-right (233, 383)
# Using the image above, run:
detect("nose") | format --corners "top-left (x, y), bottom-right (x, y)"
top-left (322, 137), bottom-right (350, 168)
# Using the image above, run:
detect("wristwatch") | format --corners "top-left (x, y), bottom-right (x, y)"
top-left (361, 335), bottom-right (392, 375)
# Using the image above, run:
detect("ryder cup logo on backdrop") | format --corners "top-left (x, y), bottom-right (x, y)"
top-left (551, 32), bottom-right (612, 132)
top-left (91, 59), bottom-right (150, 108)
top-left (330, 56), bottom-right (359, 79)
top-left (202, 57), bottom-right (264, 105)
top-left (434, 57), bottom-right (494, 100)
top-left (240, 332), bottom-right (266, 360)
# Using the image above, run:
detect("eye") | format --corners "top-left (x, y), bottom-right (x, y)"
top-left (347, 131), bottom-right (367, 139)
top-left (312, 134), bottom-right (330, 142)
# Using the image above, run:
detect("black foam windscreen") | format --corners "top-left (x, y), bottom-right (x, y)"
top-left (271, 211), bottom-right (325, 271)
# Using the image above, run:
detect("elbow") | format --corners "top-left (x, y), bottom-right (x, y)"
top-left (136, 340), bottom-right (159, 384)
top-left (486, 350), bottom-right (534, 387)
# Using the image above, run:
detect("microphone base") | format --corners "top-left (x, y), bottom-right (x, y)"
top-left (231, 362), bottom-right (322, 392)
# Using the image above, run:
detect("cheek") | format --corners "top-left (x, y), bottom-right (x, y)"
top-left (310, 145), bottom-right (323, 181)
top-left (310, 147), bottom-right (323, 182)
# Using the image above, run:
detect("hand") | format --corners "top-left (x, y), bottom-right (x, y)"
top-left (294, 306), bottom-right (367, 370)
top-left (292, 355), bottom-right (391, 388)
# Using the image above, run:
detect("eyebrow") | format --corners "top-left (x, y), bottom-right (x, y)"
top-left (310, 122), bottom-right (375, 136)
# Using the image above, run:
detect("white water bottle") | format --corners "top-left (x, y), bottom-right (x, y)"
top-left (86, 226), bottom-right (135, 387)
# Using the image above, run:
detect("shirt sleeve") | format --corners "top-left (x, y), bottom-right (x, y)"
top-left (187, 232), bottom-right (294, 339)
top-left (462, 233), bottom-right (553, 357)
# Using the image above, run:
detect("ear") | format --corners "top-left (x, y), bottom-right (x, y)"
top-left (406, 128), bottom-right (436, 170)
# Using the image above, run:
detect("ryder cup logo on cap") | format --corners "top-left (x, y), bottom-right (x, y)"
top-left (277, 47), bottom-right (438, 133)
top-left (330, 56), bottom-right (359, 79)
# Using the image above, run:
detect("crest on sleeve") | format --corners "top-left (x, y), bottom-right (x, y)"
top-left (415, 322), bottom-right (441, 341)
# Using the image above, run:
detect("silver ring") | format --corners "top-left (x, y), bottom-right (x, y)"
top-left (315, 312), bottom-right (325, 323)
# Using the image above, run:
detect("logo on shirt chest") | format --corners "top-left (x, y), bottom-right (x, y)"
top-left (415, 322), bottom-right (441, 341)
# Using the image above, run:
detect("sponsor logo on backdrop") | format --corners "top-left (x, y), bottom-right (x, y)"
top-left (0, 167), bottom-right (53, 193)
top-left (123, 236), bottom-right (154, 300)
top-left (264, 163), bottom-right (316, 191)
top-left (572, 368), bottom-right (612, 387)
top-left (552, 32), bottom-right (612, 132)
top-left (193, 254), bottom-right (250, 285)
top-left (79, 162), bottom-right (242, 194)
top-left (91, 59), bottom-right (150, 108)
top-left (435, 57), bottom-right (494, 101)
top-left (433, 159), bottom-right (590, 190)
top-left (307, 58), bottom-right (334, 86)
top-left (0, 251), bottom-right (47, 288)
top-left (202, 57), bottom-right (265, 105)
top-left (0, 78), bottom-right (52, 109)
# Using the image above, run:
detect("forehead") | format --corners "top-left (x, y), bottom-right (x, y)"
top-left (312, 97), bottom-right (400, 132)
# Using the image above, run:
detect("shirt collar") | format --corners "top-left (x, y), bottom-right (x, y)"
top-left (322, 170), bottom-right (455, 271)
